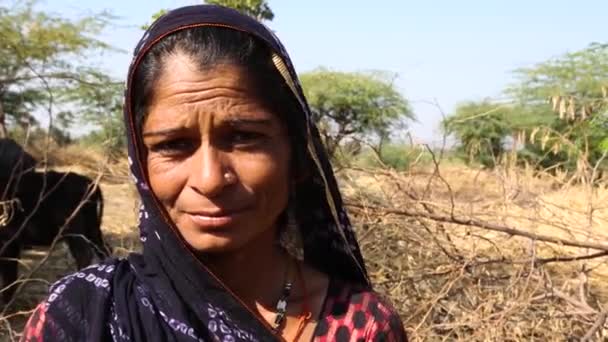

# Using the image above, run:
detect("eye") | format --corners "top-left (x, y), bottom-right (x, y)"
top-left (150, 138), bottom-right (197, 156)
top-left (231, 131), bottom-right (265, 146)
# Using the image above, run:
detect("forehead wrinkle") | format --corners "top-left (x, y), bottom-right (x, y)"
top-left (146, 59), bottom-right (280, 132)
top-left (170, 92), bottom-right (273, 119)
top-left (157, 86), bottom-right (250, 106)
top-left (150, 90), bottom-right (256, 122)
top-left (151, 103), bottom-right (254, 131)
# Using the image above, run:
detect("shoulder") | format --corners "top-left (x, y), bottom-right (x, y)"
top-left (21, 258), bottom-right (129, 342)
top-left (45, 258), bottom-right (123, 302)
top-left (314, 279), bottom-right (407, 342)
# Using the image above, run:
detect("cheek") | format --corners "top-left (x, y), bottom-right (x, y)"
top-left (233, 145), bottom-right (291, 205)
top-left (147, 157), bottom-right (188, 204)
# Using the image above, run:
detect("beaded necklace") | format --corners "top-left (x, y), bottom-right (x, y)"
top-left (272, 260), bottom-right (312, 341)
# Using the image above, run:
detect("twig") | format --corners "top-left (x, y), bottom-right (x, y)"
top-left (346, 202), bottom-right (608, 252)
top-left (581, 309), bottom-right (608, 341)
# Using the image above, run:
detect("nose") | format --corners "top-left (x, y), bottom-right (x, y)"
top-left (189, 142), bottom-right (232, 197)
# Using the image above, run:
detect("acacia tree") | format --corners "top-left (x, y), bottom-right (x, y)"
top-left (144, 0), bottom-right (273, 30)
top-left (442, 101), bottom-right (512, 168)
top-left (444, 43), bottom-right (608, 172)
top-left (507, 43), bottom-right (608, 173)
top-left (300, 69), bottom-right (413, 157)
top-left (0, 1), bottom-right (118, 142)
top-left (205, 0), bottom-right (274, 21)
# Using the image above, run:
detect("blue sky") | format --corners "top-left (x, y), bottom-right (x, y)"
top-left (42, 0), bottom-right (605, 144)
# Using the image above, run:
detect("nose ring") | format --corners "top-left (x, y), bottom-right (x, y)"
top-left (223, 171), bottom-right (236, 184)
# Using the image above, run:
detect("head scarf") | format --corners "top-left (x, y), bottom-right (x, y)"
top-left (30, 5), bottom-right (369, 341)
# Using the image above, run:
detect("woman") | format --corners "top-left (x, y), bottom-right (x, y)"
top-left (21, 5), bottom-right (406, 341)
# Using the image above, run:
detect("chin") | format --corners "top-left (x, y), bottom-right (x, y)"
top-left (186, 234), bottom-right (251, 254)
top-left (176, 215), bottom-right (279, 255)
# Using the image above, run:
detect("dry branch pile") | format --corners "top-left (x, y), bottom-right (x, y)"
top-left (339, 162), bottom-right (608, 341)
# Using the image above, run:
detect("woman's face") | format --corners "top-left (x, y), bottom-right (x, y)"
top-left (142, 53), bottom-right (292, 254)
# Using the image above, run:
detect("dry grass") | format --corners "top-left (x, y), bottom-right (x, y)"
top-left (339, 161), bottom-right (608, 341)
top-left (3, 144), bottom-right (608, 341)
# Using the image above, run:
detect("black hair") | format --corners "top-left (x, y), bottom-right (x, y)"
top-left (131, 26), bottom-right (307, 173)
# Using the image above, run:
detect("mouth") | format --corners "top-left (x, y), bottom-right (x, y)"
top-left (185, 207), bottom-right (249, 229)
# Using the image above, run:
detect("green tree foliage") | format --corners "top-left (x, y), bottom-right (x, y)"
top-left (0, 0), bottom-right (118, 141)
top-left (205, 0), bottom-right (274, 21)
top-left (356, 143), bottom-right (430, 171)
top-left (140, 9), bottom-right (169, 30)
top-left (143, 0), bottom-right (273, 30)
top-left (442, 101), bottom-right (512, 168)
top-left (76, 81), bottom-right (125, 154)
top-left (509, 43), bottom-right (607, 113)
top-left (444, 44), bottom-right (608, 174)
top-left (508, 44), bottom-right (608, 173)
top-left (300, 69), bottom-right (413, 157)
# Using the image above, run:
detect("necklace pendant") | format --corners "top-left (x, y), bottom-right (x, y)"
top-left (274, 310), bottom-right (286, 328)
top-left (274, 286), bottom-right (291, 330)
top-left (276, 299), bottom-right (287, 312)
top-left (274, 299), bottom-right (288, 329)
top-left (273, 266), bottom-right (293, 332)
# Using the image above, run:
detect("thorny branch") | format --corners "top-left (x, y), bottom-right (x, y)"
top-left (347, 201), bottom-right (608, 252)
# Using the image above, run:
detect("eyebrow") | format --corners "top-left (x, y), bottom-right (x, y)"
top-left (142, 127), bottom-right (186, 138)
top-left (142, 118), bottom-right (274, 138)
top-left (224, 117), bottom-right (274, 126)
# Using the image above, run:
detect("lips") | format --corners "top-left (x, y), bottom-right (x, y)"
top-left (185, 207), bottom-right (249, 229)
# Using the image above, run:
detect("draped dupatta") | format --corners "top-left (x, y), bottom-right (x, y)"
top-left (24, 5), bottom-right (370, 342)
